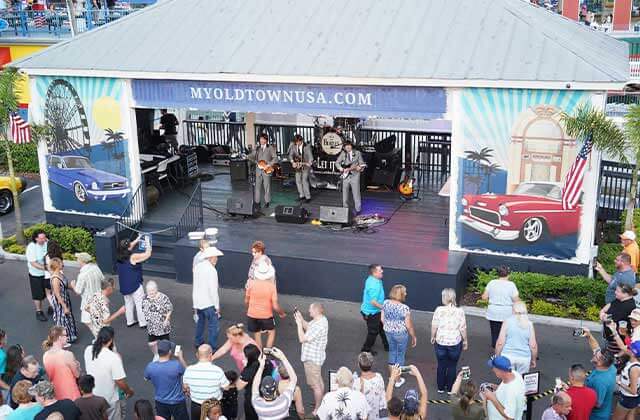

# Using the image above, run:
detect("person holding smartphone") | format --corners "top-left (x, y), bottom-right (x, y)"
top-left (450, 369), bottom-right (486, 420)
top-left (143, 340), bottom-right (188, 420)
top-left (599, 284), bottom-right (636, 355)
top-left (116, 236), bottom-right (152, 328)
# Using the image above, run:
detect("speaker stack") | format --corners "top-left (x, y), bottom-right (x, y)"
top-left (226, 195), bottom-right (257, 216)
top-left (275, 205), bottom-right (309, 224)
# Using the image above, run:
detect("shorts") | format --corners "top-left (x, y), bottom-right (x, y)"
top-left (29, 274), bottom-right (46, 301)
top-left (620, 394), bottom-right (640, 409)
top-left (81, 309), bottom-right (91, 324)
top-left (148, 333), bottom-right (170, 343)
top-left (247, 317), bottom-right (275, 333)
top-left (303, 361), bottom-right (323, 387)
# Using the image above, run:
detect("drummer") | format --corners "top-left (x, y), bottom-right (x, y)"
top-left (247, 133), bottom-right (278, 209)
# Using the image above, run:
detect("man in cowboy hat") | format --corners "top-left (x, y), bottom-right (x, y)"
top-left (245, 260), bottom-right (286, 349)
top-left (620, 230), bottom-right (640, 273)
top-left (71, 252), bottom-right (104, 336)
top-left (193, 247), bottom-right (224, 350)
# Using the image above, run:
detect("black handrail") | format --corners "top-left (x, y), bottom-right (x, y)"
top-left (176, 181), bottom-right (203, 240)
top-left (115, 183), bottom-right (145, 240)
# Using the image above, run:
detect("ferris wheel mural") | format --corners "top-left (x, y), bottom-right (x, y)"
top-left (44, 79), bottom-right (91, 153)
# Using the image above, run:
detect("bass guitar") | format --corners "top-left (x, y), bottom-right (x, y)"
top-left (340, 162), bottom-right (366, 180)
top-left (292, 156), bottom-right (312, 172)
top-left (257, 160), bottom-right (274, 174)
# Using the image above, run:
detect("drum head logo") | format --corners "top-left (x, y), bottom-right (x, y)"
top-left (321, 132), bottom-right (343, 155)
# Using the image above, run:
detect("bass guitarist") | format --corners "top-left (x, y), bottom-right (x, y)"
top-left (335, 140), bottom-right (365, 214)
top-left (287, 134), bottom-right (313, 203)
top-left (248, 133), bottom-right (278, 208)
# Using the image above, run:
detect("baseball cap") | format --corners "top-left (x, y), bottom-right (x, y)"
top-left (631, 341), bottom-right (640, 357)
top-left (259, 376), bottom-right (278, 400)
top-left (621, 230), bottom-right (637, 241)
top-left (156, 340), bottom-right (175, 356)
top-left (403, 389), bottom-right (419, 415)
top-left (487, 355), bottom-right (512, 372)
top-left (630, 309), bottom-right (640, 322)
top-left (28, 380), bottom-right (54, 398)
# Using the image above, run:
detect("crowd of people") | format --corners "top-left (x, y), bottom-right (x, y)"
top-left (4, 230), bottom-right (640, 419)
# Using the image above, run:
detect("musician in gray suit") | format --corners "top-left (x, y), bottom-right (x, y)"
top-left (335, 141), bottom-right (365, 213)
top-left (287, 134), bottom-right (314, 202)
top-left (248, 133), bottom-right (278, 208)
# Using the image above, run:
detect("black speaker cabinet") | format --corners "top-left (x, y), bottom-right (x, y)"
top-left (275, 205), bottom-right (308, 224)
top-left (229, 159), bottom-right (248, 181)
top-left (227, 195), bottom-right (257, 216)
top-left (319, 206), bottom-right (352, 225)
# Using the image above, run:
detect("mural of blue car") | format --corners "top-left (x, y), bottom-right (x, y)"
top-left (47, 154), bottom-right (131, 203)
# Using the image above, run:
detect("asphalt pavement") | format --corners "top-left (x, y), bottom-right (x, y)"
top-left (0, 176), bottom-right (45, 237)
top-left (0, 259), bottom-right (602, 419)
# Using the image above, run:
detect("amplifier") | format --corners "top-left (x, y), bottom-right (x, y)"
top-left (275, 205), bottom-right (308, 224)
top-left (229, 159), bottom-right (248, 181)
top-left (227, 195), bottom-right (257, 216)
top-left (319, 206), bottom-right (352, 225)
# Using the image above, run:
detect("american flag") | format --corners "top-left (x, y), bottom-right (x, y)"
top-left (33, 14), bottom-right (46, 28)
top-left (561, 135), bottom-right (593, 210)
top-left (10, 112), bottom-right (31, 144)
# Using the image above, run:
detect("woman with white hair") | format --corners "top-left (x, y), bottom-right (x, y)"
top-left (316, 367), bottom-right (369, 419)
top-left (141, 280), bottom-right (173, 356)
top-left (431, 288), bottom-right (467, 394)
top-left (495, 301), bottom-right (538, 374)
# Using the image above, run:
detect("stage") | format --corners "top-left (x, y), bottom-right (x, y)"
top-left (140, 166), bottom-right (468, 311)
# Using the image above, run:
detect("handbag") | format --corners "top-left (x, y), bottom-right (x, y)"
top-left (359, 377), bottom-right (389, 418)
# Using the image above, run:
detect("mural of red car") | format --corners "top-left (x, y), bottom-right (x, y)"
top-left (458, 182), bottom-right (580, 243)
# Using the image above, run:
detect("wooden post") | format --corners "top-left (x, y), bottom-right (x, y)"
top-left (562, 0), bottom-right (580, 21)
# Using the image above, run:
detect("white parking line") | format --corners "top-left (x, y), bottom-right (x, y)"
top-left (22, 185), bottom-right (40, 193)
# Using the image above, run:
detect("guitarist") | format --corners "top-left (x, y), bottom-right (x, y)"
top-left (335, 140), bottom-right (365, 214)
top-left (248, 133), bottom-right (278, 208)
top-left (287, 134), bottom-right (313, 203)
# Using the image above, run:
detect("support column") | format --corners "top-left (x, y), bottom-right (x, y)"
top-left (562, 0), bottom-right (579, 21)
top-left (613, 0), bottom-right (632, 31)
top-left (245, 112), bottom-right (256, 149)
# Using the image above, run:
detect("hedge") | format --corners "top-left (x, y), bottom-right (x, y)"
top-left (2, 223), bottom-right (95, 258)
top-left (0, 142), bottom-right (39, 173)
top-left (471, 270), bottom-right (605, 321)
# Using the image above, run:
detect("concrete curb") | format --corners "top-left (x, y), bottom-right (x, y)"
top-left (462, 305), bottom-right (602, 332)
top-left (1, 250), bottom-right (81, 268)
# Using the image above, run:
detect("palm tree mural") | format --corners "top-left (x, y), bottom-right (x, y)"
top-left (101, 128), bottom-right (126, 173)
top-left (464, 147), bottom-right (500, 193)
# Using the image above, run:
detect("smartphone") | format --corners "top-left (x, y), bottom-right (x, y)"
top-left (620, 320), bottom-right (628, 329)
top-left (605, 314), bottom-right (614, 324)
top-left (138, 234), bottom-right (152, 252)
top-left (400, 366), bottom-right (412, 373)
top-left (263, 347), bottom-right (273, 356)
top-left (572, 328), bottom-right (585, 337)
top-left (461, 366), bottom-right (471, 380)
top-left (593, 257), bottom-right (598, 267)
top-left (555, 377), bottom-right (563, 391)
top-left (175, 345), bottom-right (181, 355)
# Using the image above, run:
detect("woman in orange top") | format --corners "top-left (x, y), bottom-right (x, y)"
top-left (244, 261), bottom-right (286, 349)
top-left (42, 326), bottom-right (81, 400)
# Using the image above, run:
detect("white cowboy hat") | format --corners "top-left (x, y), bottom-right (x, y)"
top-left (621, 230), bottom-right (637, 241)
top-left (254, 260), bottom-right (275, 281)
top-left (201, 247), bottom-right (224, 258)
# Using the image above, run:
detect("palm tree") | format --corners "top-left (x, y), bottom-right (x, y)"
top-left (0, 68), bottom-right (25, 244)
top-left (622, 104), bottom-right (640, 230)
top-left (561, 104), bottom-right (627, 225)
top-left (485, 162), bottom-right (501, 193)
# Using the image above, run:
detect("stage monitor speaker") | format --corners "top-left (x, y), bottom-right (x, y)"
top-left (229, 159), bottom-right (248, 181)
top-left (275, 205), bottom-right (308, 224)
top-left (227, 195), bottom-right (257, 216)
top-left (319, 206), bottom-right (352, 225)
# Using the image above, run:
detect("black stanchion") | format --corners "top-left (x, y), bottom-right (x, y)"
top-left (526, 396), bottom-right (533, 420)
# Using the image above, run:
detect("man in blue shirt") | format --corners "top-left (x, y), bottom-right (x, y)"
top-left (583, 329), bottom-right (616, 420)
top-left (144, 340), bottom-right (188, 420)
top-left (595, 252), bottom-right (636, 304)
top-left (360, 264), bottom-right (388, 355)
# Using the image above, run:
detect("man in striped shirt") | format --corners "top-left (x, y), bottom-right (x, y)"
top-left (251, 347), bottom-right (296, 420)
top-left (182, 344), bottom-right (230, 420)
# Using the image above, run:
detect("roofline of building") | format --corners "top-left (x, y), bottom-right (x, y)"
top-left (16, 67), bottom-right (627, 91)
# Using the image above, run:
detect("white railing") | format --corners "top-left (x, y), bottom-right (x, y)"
top-left (630, 60), bottom-right (640, 80)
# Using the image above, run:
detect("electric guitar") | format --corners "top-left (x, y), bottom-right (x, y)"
top-left (398, 166), bottom-right (417, 197)
top-left (340, 162), bottom-right (366, 179)
top-left (292, 156), bottom-right (312, 172)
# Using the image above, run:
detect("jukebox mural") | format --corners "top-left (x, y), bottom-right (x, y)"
top-left (453, 88), bottom-right (593, 261)
top-left (32, 76), bottom-right (134, 217)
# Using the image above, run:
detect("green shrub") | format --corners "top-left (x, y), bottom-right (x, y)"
top-left (472, 270), bottom-right (606, 321)
top-left (5, 244), bottom-right (25, 254)
top-left (601, 221), bottom-right (622, 244)
top-left (3, 223), bottom-right (95, 257)
top-left (0, 142), bottom-right (39, 173)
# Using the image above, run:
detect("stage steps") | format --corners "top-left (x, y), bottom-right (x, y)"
top-left (138, 222), bottom-right (177, 280)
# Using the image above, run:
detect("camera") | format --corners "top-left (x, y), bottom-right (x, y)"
top-left (461, 366), bottom-right (471, 380)
top-left (263, 347), bottom-right (273, 356)
top-left (572, 328), bottom-right (585, 337)
top-left (400, 366), bottom-right (412, 373)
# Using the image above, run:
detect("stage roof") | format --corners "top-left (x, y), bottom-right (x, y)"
top-left (13, 0), bottom-right (629, 89)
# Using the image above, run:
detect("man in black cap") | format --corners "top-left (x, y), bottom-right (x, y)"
top-left (251, 347), bottom-right (297, 420)
top-left (143, 340), bottom-right (188, 420)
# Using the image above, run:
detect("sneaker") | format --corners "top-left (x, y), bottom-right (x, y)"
top-left (395, 377), bottom-right (406, 388)
top-left (126, 321), bottom-right (138, 328)
top-left (297, 197), bottom-right (305, 202)
top-left (437, 389), bottom-right (445, 394)
top-left (447, 391), bottom-right (455, 396)
top-left (47, 306), bottom-right (54, 316)
top-left (305, 198), bottom-right (311, 203)
top-left (264, 203), bottom-right (270, 208)
top-left (36, 311), bottom-right (47, 322)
